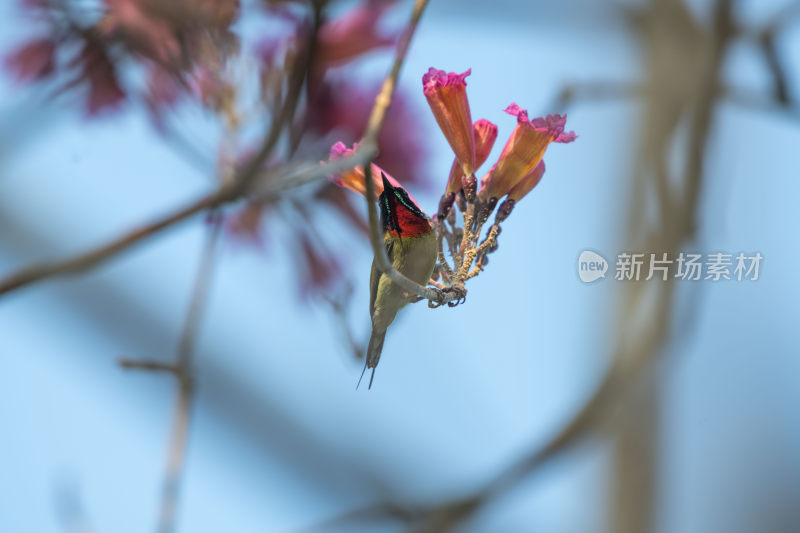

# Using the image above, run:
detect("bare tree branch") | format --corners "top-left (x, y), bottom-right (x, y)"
top-left (722, 87), bottom-right (800, 122)
top-left (155, 214), bottom-right (221, 533)
top-left (0, 0), bottom-right (324, 298)
top-left (307, 1), bottom-right (745, 530)
top-left (359, 0), bottom-right (465, 308)
top-left (118, 358), bottom-right (179, 375)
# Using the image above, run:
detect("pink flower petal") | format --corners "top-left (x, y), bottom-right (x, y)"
top-left (474, 118), bottom-right (498, 169)
top-left (555, 130), bottom-right (578, 143)
top-left (422, 67), bottom-right (475, 176)
top-left (506, 104), bottom-right (577, 143)
top-left (3, 37), bottom-right (56, 82)
top-left (225, 202), bottom-right (268, 247)
top-left (508, 160), bottom-right (546, 201)
top-left (422, 67), bottom-right (471, 93)
top-left (325, 142), bottom-right (405, 200)
top-left (306, 78), bottom-right (429, 189)
top-left (445, 118), bottom-right (497, 194)
top-left (503, 102), bottom-right (527, 122)
top-left (77, 42), bottom-right (125, 114)
top-left (145, 66), bottom-right (184, 128)
top-left (479, 104), bottom-right (575, 200)
top-left (317, 0), bottom-right (397, 65)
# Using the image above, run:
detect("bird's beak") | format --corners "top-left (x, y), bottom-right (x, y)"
top-left (380, 172), bottom-right (392, 194)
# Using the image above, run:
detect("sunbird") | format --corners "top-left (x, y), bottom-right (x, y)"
top-left (361, 173), bottom-right (437, 388)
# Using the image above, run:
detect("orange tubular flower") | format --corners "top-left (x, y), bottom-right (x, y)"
top-left (479, 103), bottom-right (576, 201)
top-left (423, 67), bottom-right (476, 178)
top-left (508, 160), bottom-right (545, 202)
top-left (445, 118), bottom-right (498, 194)
top-left (325, 141), bottom-right (404, 201)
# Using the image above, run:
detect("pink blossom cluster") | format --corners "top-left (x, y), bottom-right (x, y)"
top-left (329, 67), bottom-right (577, 222)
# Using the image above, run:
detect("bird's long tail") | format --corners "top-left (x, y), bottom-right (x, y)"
top-left (358, 328), bottom-right (387, 389)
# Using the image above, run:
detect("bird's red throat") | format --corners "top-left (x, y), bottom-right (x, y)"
top-left (389, 203), bottom-right (431, 238)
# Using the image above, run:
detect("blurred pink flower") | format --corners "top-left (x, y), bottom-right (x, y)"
top-left (297, 229), bottom-right (341, 297)
top-left (316, 0), bottom-right (397, 66)
top-left (145, 65), bottom-right (184, 127)
top-left (190, 64), bottom-right (228, 110)
top-left (21, 0), bottom-right (47, 7)
top-left (225, 201), bottom-right (269, 247)
top-left (3, 37), bottom-right (56, 82)
top-left (18, 0), bottom-right (49, 15)
top-left (100, 0), bottom-right (181, 65)
top-left (308, 78), bottom-right (428, 188)
top-left (326, 141), bottom-right (403, 201)
top-left (67, 40), bottom-right (126, 115)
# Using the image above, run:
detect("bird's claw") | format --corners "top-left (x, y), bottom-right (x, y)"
top-left (428, 286), bottom-right (467, 308)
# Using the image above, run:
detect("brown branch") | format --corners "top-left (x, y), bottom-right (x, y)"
top-left (294, 501), bottom-right (413, 533)
top-left (552, 82), bottom-right (647, 110)
top-left (154, 8), bottom-right (325, 531)
top-left (721, 86), bottom-right (800, 122)
top-left (421, 3), bottom-right (733, 532)
top-left (360, 0), bottom-right (460, 307)
top-left (0, 192), bottom-right (223, 296)
top-left (442, 217), bottom-right (459, 266)
top-left (0, 1), bottom-right (324, 298)
top-left (156, 215), bottom-right (222, 533)
top-left (759, 31), bottom-right (791, 104)
top-left (434, 220), bottom-right (455, 281)
top-left (436, 244), bottom-right (455, 280)
top-left (312, 0), bottom-right (740, 529)
top-left (118, 358), bottom-right (180, 375)
top-left (0, 144), bottom-right (382, 298)
top-left (454, 203), bottom-right (476, 280)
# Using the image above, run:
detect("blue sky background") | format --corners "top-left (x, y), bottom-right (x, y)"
top-left (1, 0), bottom-right (799, 532)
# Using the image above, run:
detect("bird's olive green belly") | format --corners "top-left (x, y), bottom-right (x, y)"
top-left (370, 231), bottom-right (437, 332)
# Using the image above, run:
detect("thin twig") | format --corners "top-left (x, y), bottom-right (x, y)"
top-left (476, 224), bottom-right (499, 255)
top-left (0, 2), bottom-right (323, 298)
top-left (551, 81), bottom-right (647, 111)
top-left (0, 192), bottom-right (222, 296)
top-left (0, 146), bottom-right (379, 298)
top-left (428, 279), bottom-right (445, 290)
top-left (309, 0), bottom-right (742, 530)
top-left (324, 286), bottom-right (365, 361)
top-left (153, 10), bottom-right (324, 530)
top-left (118, 358), bottom-right (179, 375)
top-left (294, 502), bottom-right (413, 533)
top-left (435, 222), bottom-right (455, 278)
top-left (455, 204), bottom-right (475, 279)
top-left (361, 0), bottom-right (461, 307)
top-left (462, 224), bottom-right (499, 280)
top-left (721, 86), bottom-right (800, 122)
top-left (156, 215), bottom-right (222, 533)
top-left (414, 3), bottom-right (735, 532)
top-left (470, 217), bottom-right (485, 248)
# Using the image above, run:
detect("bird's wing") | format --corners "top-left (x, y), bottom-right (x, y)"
top-left (369, 237), bottom-right (394, 319)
